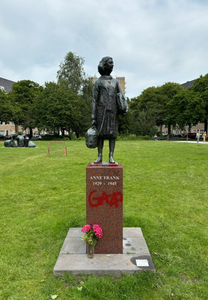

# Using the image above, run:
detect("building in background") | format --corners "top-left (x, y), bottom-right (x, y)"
top-left (0, 77), bottom-right (15, 93)
top-left (116, 77), bottom-right (126, 95)
top-left (181, 80), bottom-right (195, 90)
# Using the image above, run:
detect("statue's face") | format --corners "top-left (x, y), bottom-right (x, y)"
top-left (105, 58), bottom-right (114, 72)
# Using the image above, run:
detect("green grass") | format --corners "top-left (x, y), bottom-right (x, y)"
top-left (0, 140), bottom-right (208, 299)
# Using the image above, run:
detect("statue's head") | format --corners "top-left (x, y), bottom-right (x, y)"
top-left (98, 56), bottom-right (114, 75)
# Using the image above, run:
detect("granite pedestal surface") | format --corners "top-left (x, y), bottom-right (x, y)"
top-left (53, 227), bottom-right (155, 276)
top-left (86, 163), bottom-right (123, 254)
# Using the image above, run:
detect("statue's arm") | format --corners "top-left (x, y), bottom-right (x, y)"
top-left (92, 81), bottom-right (99, 126)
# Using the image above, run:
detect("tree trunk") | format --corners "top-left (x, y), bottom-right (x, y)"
top-left (15, 124), bottom-right (18, 134)
top-left (55, 127), bottom-right (60, 137)
top-left (168, 123), bottom-right (171, 135)
top-left (204, 119), bottom-right (207, 132)
top-left (189, 125), bottom-right (191, 133)
top-left (75, 131), bottom-right (79, 138)
top-left (29, 128), bottom-right (33, 138)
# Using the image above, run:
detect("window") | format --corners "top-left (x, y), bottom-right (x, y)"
top-left (11, 122), bottom-right (15, 126)
top-left (0, 130), bottom-right (5, 135)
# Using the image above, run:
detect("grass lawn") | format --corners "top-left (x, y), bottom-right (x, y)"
top-left (0, 140), bottom-right (208, 300)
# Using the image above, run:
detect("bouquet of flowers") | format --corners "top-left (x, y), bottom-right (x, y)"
top-left (81, 223), bottom-right (103, 247)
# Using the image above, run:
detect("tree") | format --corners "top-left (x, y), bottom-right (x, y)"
top-left (135, 110), bottom-right (156, 136)
top-left (118, 99), bottom-right (133, 135)
top-left (55, 51), bottom-right (94, 137)
top-left (137, 86), bottom-right (164, 128)
top-left (192, 73), bottom-right (208, 132)
top-left (35, 81), bottom-right (75, 135)
top-left (0, 90), bottom-right (12, 123)
top-left (35, 79), bottom-right (92, 138)
top-left (9, 80), bottom-right (41, 137)
top-left (161, 82), bottom-right (184, 134)
top-left (57, 52), bottom-right (85, 94)
top-left (167, 89), bottom-right (205, 130)
top-left (130, 82), bottom-right (183, 136)
top-left (129, 94), bottom-right (156, 135)
top-left (73, 77), bottom-right (93, 137)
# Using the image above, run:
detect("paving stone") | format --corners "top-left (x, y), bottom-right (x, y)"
top-left (53, 227), bottom-right (155, 276)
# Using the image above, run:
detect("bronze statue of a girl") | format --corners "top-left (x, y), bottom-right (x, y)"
top-left (92, 57), bottom-right (128, 163)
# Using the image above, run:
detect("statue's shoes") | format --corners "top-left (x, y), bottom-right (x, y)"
top-left (94, 156), bottom-right (102, 163)
top-left (109, 156), bottom-right (115, 164)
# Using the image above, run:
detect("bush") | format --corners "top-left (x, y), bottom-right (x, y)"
top-left (149, 126), bottom-right (158, 137)
top-left (70, 133), bottom-right (77, 140)
top-left (127, 134), bottom-right (137, 140)
top-left (41, 135), bottom-right (70, 141)
top-left (117, 134), bottom-right (137, 141)
top-left (137, 135), bottom-right (151, 140)
top-left (40, 134), bottom-right (85, 141)
top-left (117, 134), bottom-right (151, 141)
top-left (77, 137), bottom-right (85, 141)
top-left (62, 137), bottom-right (70, 141)
top-left (41, 135), bottom-right (58, 141)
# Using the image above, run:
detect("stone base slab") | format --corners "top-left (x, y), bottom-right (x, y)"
top-left (53, 227), bottom-right (155, 276)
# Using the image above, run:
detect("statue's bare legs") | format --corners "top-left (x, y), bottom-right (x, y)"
top-left (109, 138), bottom-right (115, 163)
top-left (94, 137), bottom-right (116, 164)
top-left (94, 138), bottom-right (103, 163)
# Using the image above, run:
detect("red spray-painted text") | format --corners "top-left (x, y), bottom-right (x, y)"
top-left (88, 190), bottom-right (123, 208)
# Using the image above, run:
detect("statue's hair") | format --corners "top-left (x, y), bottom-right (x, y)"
top-left (98, 56), bottom-right (113, 75)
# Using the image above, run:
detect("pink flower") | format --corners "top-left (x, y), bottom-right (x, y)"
top-left (81, 224), bottom-right (91, 233)
top-left (93, 224), bottom-right (103, 238)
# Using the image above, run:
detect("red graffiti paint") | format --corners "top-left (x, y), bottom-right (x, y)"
top-left (88, 190), bottom-right (123, 208)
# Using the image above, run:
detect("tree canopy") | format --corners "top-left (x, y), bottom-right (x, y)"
top-left (0, 90), bottom-right (12, 123)
top-left (35, 77), bottom-right (93, 137)
top-left (167, 89), bottom-right (205, 129)
top-left (2, 50), bottom-right (208, 138)
top-left (57, 52), bottom-right (85, 94)
top-left (161, 82), bottom-right (184, 133)
top-left (191, 73), bottom-right (208, 131)
top-left (9, 80), bottom-right (42, 137)
top-left (35, 80), bottom-right (78, 135)
top-left (130, 82), bottom-right (184, 135)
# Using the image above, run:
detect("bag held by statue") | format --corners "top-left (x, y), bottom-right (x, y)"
top-left (85, 127), bottom-right (98, 148)
top-left (117, 93), bottom-right (128, 114)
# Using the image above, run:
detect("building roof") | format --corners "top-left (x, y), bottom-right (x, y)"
top-left (181, 80), bottom-right (195, 90)
top-left (0, 77), bottom-right (15, 93)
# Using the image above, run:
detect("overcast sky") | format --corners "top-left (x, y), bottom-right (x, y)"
top-left (1, 0), bottom-right (208, 98)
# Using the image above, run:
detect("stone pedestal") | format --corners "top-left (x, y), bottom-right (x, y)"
top-left (86, 163), bottom-right (123, 254)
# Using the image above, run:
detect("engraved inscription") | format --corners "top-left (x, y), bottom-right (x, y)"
top-left (90, 175), bottom-right (119, 187)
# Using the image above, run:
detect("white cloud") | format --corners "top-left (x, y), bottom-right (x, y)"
top-left (1, 0), bottom-right (208, 97)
